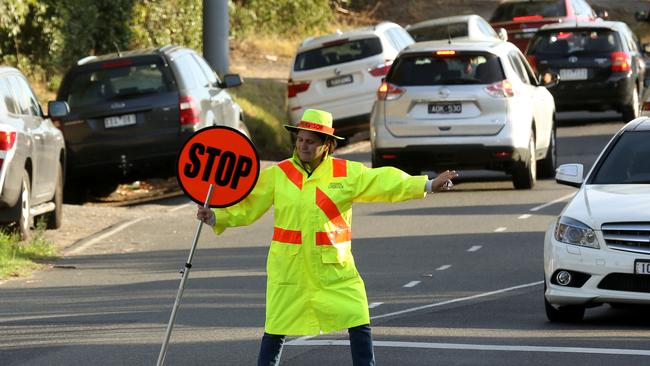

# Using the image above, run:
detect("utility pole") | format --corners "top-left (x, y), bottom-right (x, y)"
top-left (203, 0), bottom-right (229, 76)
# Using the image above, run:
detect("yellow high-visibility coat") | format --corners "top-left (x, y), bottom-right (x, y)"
top-left (212, 153), bottom-right (427, 335)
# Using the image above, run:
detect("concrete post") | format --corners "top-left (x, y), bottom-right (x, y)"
top-left (203, 0), bottom-right (229, 76)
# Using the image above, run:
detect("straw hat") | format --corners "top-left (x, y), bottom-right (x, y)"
top-left (284, 109), bottom-right (344, 140)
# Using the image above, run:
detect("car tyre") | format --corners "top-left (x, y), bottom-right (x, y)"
top-left (512, 133), bottom-right (536, 189)
top-left (545, 296), bottom-right (585, 322)
top-left (14, 170), bottom-right (32, 241)
top-left (44, 163), bottom-right (63, 229)
top-left (621, 85), bottom-right (640, 122)
top-left (537, 126), bottom-right (556, 179)
top-left (371, 149), bottom-right (385, 168)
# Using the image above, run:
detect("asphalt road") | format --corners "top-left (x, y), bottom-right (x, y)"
top-left (2, 113), bottom-right (650, 366)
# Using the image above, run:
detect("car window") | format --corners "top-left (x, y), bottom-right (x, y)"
top-left (573, 0), bottom-right (593, 16)
top-left (477, 19), bottom-right (498, 37)
top-left (516, 52), bottom-right (538, 84)
top-left (15, 76), bottom-right (41, 116)
top-left (387, 52), bottom-right (505, 86)
top-left (385, 28), bottom-right (404, 50)
top-left (590, 131), bottom-right (650, 184)
top-left (7, 76), bottom-right (30, 115)
top-left (490, 0), bottom-right (566, 22)
top-left (294, 37), bottom-right (383, 71)
top-left (508, 52), bottom-right (530, 84)
top-left (396, 28), bottom-right (415, 47)
top-left (184, 54), bottom-right (210, 87)
top-left (0, 77), bottom-right (19, 115)
top-left (528, 29), bottom-right (620, 55)
top-left (64, 59), bottom-right (173, 108)
top-left (193, 54), bottom-right (218, 86)
top-left (409, 23), bottom-right (468, 42)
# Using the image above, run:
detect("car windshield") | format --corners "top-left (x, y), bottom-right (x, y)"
top-left (408, 22), bottom-right (468, 42)
top-left (387, 52), bottom-right (505, 86)
top-left (590, 131), bottom-right (650, 184)
top-left (528, 29), bottom-right (619, 55)
top-left (490, 0), bottom-right (566, 22)
top-left (294, 37), bottom-right (383, 71)
top-left (65, 60), bottom-right (173, 108)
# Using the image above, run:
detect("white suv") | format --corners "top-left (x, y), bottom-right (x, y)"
top-left (370, 40), bottom-right (557, 189)
top-left (288, 22), bottom-right (414, 138)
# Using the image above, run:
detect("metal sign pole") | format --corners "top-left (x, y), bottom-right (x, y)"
top-left (156, 184), bottom-right (215, 366)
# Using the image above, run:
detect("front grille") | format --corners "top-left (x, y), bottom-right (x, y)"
top-left (598, 273), bottom-right (650, 293)
top-left (601, 222), bottom-right (650, 255)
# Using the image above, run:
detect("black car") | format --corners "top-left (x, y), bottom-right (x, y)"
top-left (526, 21), bottom-right (646, 121)
top-left (52, 45), bottom-right (246, 192)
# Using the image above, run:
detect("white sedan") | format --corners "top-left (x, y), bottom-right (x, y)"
top-left (544, 117), bottom-right (650, 322)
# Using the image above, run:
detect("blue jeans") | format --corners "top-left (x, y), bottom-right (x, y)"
top-left (257, 324), bottom-right (376, 366)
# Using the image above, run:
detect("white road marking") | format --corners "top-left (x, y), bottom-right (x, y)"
top-left (287, 339), bottom-right (650, 356)
top-left (436, 265), bottom-right (451, 271)
top-left (403, 281), bottom-right (421, 288)
top-left (65, 217), bottom-right (149, 256)
top-left (494, 227), bottom-right (507, 232)
top-left (368, 302), bottom-right (384, 309)
top-left (518, 214), bottom-right (532, 219)
top-left (168, 201), bottom-right (193, 213)
top-left (467, 245), bottom-right (482, 252)
top-left (530, 193), bottom-right (575, 212)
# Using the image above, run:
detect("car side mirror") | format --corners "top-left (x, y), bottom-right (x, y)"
top-left (497, 28), bottom-right (508, 42)
top-left (555, 163), bottom-right (584, 187)
top-left (540, 71), bottom-right (559, 87)
top-left (48, 101), bottom-right (69, 118)
top-left (596, 10), bottom-right (608, 20)
top-left (219, 74), bottom-right (243, 89)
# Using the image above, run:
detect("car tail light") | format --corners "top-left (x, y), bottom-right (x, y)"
top-left (101, 59), bottom-right (133, 69)
top-left (526, 55), bottom-right (537, 73)
top-left (484, 80), bottom-right (515, 98)
top-left (513, 15), bottom-right (543, 21)
top-left (0, 131), bottom-right (16, 151)
top-left (435, 50), bottom-right (456, 56)
top-left (179, 95), bottom-right (199, 125)
top-left (611, 52), bottom-right (631, 72)
top-left (287, 80), bottom-right (310, 98)
top-left (368, 60), bottom-right (393, 77)
top-left (377, 81), bottom-right (404, 101)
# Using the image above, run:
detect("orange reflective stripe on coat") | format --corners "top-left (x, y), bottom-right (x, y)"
top-left (332, 157), bottom-right (347, 177)
top-left (315, 187), bottom-right (350, 245)
top-left (273, 227), bottom-right (302, 244)
top-left (278, 160), bottom-right (303, 190)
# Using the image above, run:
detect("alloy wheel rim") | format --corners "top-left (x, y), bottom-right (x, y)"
top-left (20, 179), bottom-right (29, 233)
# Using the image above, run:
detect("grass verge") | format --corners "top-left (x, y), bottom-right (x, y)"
top-left (0, 223), bottom-right (58, 280)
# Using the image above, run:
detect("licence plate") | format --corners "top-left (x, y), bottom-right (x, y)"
top-left (326, 74), bottom-right (353, 87)
top-left (560, 68), bottom-right (588, 81)
top-left (105, 114), bottom-right (136, 128)
top-left (634, 259), bottom-right (650, 275)
top-left (428, 103), bottom-right (462, 114)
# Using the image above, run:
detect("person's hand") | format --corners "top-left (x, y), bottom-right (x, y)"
top-left (431, 170), bottom-right (459, 192)
top-left (197, 205), bottom-right (215, 226)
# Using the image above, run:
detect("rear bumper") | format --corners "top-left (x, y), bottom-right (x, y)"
top-left (550, 75), bottom-right (634, 112)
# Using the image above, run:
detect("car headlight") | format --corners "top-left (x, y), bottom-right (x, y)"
top-left (554, 216), bottom-right (599, 249)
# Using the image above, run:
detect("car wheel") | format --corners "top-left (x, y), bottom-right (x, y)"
top-left (544, 296), bottom-right (585, 322)
top-left (14, 170), bottom-right (32, 240)
top-left (44, 163), bottom-right (63, 229)
top-left (512, 133), bottom-right (536, 189)
top-left (238, 120), bottom-right (251, 139)
top-left (371, 149), bottom-right (385, 168)
top-left (537, 126), bottom-right (556, 179)
top-left (621, 85), bottom-right (640, 122)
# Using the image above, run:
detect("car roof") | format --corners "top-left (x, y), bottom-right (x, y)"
top-left (298, 21), bottom-right (400, 52)
top-left (538, 20), bottom-right (625, 33)
top-left (0, 66), bottom-right (21, 75)
top-left (406, 14), bottom-right (480, 30)
top-left (75, 45), bottom-right (188, 66)
top-left (624, 117), bottom-right (650, 132)
top-left (402, 39), bottom-right (511, 54)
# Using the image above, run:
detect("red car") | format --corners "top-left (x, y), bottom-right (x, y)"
top-left (489, 0), bottom-right (604, 52)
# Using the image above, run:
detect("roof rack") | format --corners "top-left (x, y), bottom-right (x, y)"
top-left (77, 55), bottom-right (97, 65)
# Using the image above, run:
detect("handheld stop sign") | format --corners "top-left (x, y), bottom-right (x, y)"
top-left (158, 126), bottom-right (259, 366)
top-left (177, 126), bottom-right (260, 207)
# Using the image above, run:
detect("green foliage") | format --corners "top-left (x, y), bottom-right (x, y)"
top-left (129, 0), bottom-right (202, 51)
top-left (0, 223), bottom-right (57, 280)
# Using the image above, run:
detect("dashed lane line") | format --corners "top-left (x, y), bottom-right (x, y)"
top-left (403, 281), bottom-right (421, 288)
top-left (436, 265), bottom-right (451, 271)
top-left (467, 245), bottom-right (482, 252)
top-left (530, 193), bottom-right (575, 212)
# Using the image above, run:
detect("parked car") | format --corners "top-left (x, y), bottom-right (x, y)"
top-left (526, 21), bottom-right (646, 121)
top-left (53, 45), bottom-right (246, 193)
top-left (544, 117), bottom-right (650, 322)
top-left (489, 0), bottom-right (603, 52)
top-left (0, 66), bottom-right (66, 239)
top-left (370, 39), bottom-right (557, 189)
top-left (406, 14), bottom-right (508, 43)
top-left (288, 22), bottom-right (414, 138)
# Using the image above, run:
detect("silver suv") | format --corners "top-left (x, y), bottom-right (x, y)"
top-left (288, 22), bottom-right (414, 138)
top-left (370, 40), bottom-right (557, 189)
